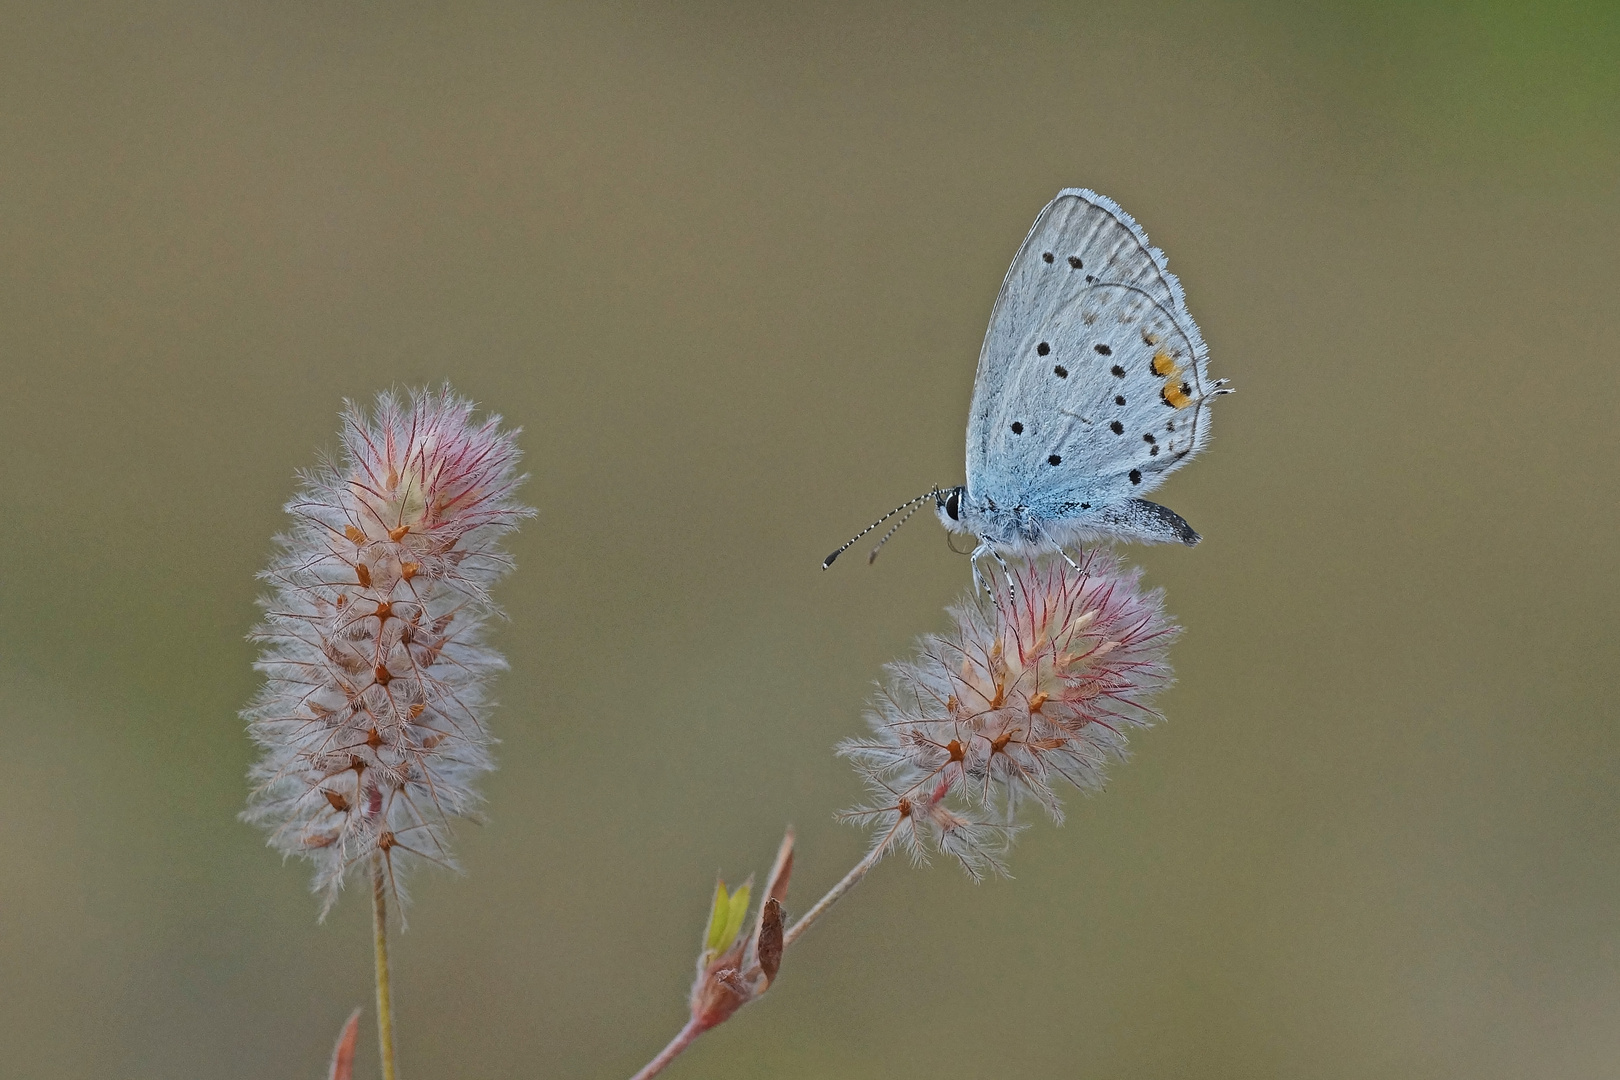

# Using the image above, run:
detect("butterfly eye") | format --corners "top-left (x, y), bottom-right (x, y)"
top-left (944, 490), bottom-right (960, 521)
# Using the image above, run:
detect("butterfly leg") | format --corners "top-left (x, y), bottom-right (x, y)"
top-left (988, 547), bottom-right (1016, 604)
top-left (969, 543), bottom-right (992, 598)
top-left (1033, 521), bottom-right (1082, 573)
top-left (969, 541), bottom-right (1004, 599)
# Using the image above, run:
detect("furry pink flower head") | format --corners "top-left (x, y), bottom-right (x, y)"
top-left (242, 388), bottom-right (533, 915)
top-left (840, 551), bottom-right (1177, 878)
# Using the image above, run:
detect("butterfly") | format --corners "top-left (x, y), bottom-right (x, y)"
top-left (825, 189), bottom-right (1229, 592)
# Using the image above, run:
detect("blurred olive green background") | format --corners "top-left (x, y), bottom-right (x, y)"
top-left (2, 2), bottom-right (1618, 1077)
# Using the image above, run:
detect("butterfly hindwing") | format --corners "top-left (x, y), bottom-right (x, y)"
top-left (965, 190), bottom-right (1212, 519)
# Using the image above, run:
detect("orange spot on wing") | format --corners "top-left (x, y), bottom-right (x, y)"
top-left (1161, 380), bottom-right (1193, 409)
top-left (1150, 351), bottom-right (1180, 377)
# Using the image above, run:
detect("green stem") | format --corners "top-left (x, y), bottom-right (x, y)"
top-left (372, 855), bottom-right (398, 1080)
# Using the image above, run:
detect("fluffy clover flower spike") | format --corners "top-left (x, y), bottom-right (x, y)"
top-left (242, 388), bottom-right (533, 915)
top-left (839, 552), bottom-right (1177, 880)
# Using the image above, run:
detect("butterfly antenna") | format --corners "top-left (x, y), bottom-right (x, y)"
top-left (823, 489), bottom-right (938, 569)
top-left (867, 499), bottom-right (926, 564)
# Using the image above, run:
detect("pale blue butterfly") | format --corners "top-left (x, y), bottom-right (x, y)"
top-left (825, 189), bottom-right (1229, 591)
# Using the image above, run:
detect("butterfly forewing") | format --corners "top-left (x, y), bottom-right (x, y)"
top-left (966, 190), bottom-right (1212, 515)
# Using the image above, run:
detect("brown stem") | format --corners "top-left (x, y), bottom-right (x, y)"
top-left (626, 1018), bottom-right (702, 1080)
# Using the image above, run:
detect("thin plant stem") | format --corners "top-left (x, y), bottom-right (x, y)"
top-left (372, 855), bottom-right (398, 1080)
top-left (625, 823), bottom-right (902, 1080)
top-left (627, 1018), bottom-right (702, 1080)
top-left (781, 822), bottom-right (900, 949)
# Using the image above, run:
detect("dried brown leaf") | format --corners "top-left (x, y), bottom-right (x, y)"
top-left (756, 898), bottom-right (784, 987)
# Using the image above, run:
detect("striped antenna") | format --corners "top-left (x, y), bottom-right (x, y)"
top-left (823, 489), bottom-right (938, 569)
top-left (867, 499), bottom-right (927, 564)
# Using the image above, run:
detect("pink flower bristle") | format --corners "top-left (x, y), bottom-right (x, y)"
top-left (242, 387), bottom-right (533, 917)
top-left (839, 550), bottom-right (1177, 877)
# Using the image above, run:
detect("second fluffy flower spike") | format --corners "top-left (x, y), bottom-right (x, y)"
top-left (242, 387), bottom-right (534, 916)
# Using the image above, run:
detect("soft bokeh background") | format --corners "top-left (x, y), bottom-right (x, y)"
top-left (2, 2), bottom-right (1617, 1077)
